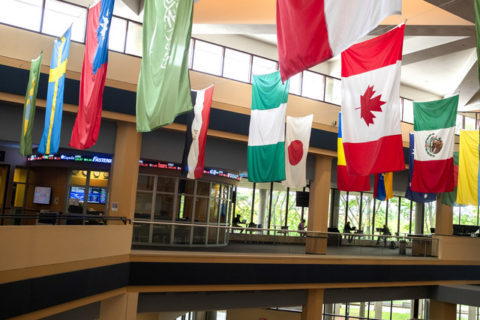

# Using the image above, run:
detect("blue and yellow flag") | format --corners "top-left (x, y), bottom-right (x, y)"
top-left (374, 172), bottom-right (393, 201)
top-left (38, 27), bottom-right (71, 155)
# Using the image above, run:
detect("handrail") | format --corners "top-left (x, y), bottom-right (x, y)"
top-left (0, 214), bottom-right (131, 225)
top-left (132, 220), bottom-right (436, 241)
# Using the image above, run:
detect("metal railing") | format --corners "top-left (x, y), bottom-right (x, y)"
top-left (132, 220), bottom-right (439, 258)
top-left (0, 213), bottom-right (131, 225)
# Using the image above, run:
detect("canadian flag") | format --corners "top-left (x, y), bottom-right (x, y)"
top-left (283, 114), bottom-right (313, 189)
top-left (277, 0), bottom-right (401, 81)
top-left (341, 24), bottom-right (406, 176)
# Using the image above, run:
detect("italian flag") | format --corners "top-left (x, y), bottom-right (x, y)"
top-left (411, 95), bottom-right (458, 193)
top-left (248, 71), bottom-right (289, 182)
top-left (277, 0), bottom-right (401, 81)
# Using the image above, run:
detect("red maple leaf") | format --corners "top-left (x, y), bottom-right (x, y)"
top-left (356, 85), bottom-right (386, 126)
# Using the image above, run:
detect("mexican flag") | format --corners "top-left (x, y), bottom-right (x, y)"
top-left (248, 71), bottom-right (289, 182)
top-left (411, 95), bottom-right (458, 193)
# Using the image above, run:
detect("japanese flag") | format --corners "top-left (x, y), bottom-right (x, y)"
top-left (283, 114), bottom-right (313, 189)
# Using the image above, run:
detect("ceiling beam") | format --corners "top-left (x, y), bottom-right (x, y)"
top-left (402, 36), bottom-right (475, 66)
top-left (370, 25), bottom-right (475, 37)
top-left (424, 0), bottom-right (475, 23)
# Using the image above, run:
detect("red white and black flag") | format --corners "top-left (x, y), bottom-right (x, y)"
top-left (182, 85), bottom-right (214, 179)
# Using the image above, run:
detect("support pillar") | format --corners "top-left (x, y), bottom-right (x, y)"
top-left (99, 293), bottom-right (138, 320)
top-left (330, 189), bottom-right (340, 228)
top-left (108, 122), bottom-right (142, 221)
top-left (414, 203), bottom-right (424, 235)
top-left (258, 188), bottom-right (267, 229)
top-left (306, 155), bottom-right (333, 254)
top-left (429, 300), bottom-right (456, 320)
top-left (301, 289), bottom-right (324, 320)
top-left (436, 195), bottom-right (453, 235)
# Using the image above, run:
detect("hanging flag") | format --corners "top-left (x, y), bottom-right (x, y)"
top-left (374, 172), bottom-right (393, 201)
top-left (337, 112), bottom-right (370, 191)
top-left (282, 114), bottom-right (313, 189)
top-left (341, 24), bottom-right (406, 176)
top-left (411, 95), bottom-right (458, 193)
top-left (70, 0), bottom-right (115, 150)
top-left (456, 131), bottom-right (480, 205)
top-left (181, 85), bottom-right (214, 179)
top-left (276, 0), bottom-right (401, 82)
top-left (475, 0), bottom-right (480, 86)
top-left (442, 152), bottom-right (459, 206)
top-left (136, 0), bottom-right (194, 132)
top-left (405, 133), bottom-right (436, 203)
top-left (38, 27), bottom-right (72, 155)
top-left (248, 71), bottom-right (289, 182)
top-left (20, 53), bottom-right (43, 156)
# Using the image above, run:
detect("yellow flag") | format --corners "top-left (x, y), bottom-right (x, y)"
top-left (457, 130), bottom-right (479, 205)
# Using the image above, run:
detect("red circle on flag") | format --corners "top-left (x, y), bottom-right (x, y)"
top-left (288, 140), bottom-right (303, 166)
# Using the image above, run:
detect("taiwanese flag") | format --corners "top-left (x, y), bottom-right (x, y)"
top-left (341, 24), bottom-right (406, 176)
top-left (181, 85), bottom-right (214, 179)
top-left (276, 0), bottom-right (401, 82)
top-left (337, 112), bottom-right (370, 192)
top-left (70, 0), bottom-right (115, 149)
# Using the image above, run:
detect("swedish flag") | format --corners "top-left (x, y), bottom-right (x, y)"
top-left (38, 27), bottom-right (71, 155)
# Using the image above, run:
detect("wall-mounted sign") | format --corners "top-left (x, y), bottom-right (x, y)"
top-left (28, 155), bottom-right (241, 181)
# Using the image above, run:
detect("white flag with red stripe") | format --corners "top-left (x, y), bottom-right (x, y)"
top-left (183, 85), bottom-right (214, 179)
top-left (341, 24), bottom-right (406, 176)
top-left (283, 114), bottom-right (313, 189)
top-left (277, 0), bottom-right (401, 81)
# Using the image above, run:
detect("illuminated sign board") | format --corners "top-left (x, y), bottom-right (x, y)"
top-left (28, 155), bottom-right (240, 181)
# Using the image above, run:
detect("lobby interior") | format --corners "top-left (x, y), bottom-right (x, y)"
top-left (2, 0), bottom-right (480, 319)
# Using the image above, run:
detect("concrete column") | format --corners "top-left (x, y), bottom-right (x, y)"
top-left (323, 304), bottom-right (334, 320)
top-left (301, 289), bottom-right (324, 320)
top-left (359, 302), bottom-right (366, 318)
top-left (107, 122), bottom-right (142, 220)
top-left (374, 301), bottom-right (382, 319)
top-left (429, 300), bottom-right (456, 320)
top-left (436, 195), bottom-right (453, 235)
top-left (330, 189), bottom-right (340, 228)
top-left (469, 306), bottom-right (477, 320)
top-left (306, 155), bottom-right (333, 254)
top-left (99, 293), bottom-right (138, 320)
top-left (414, 203), bottom-right (424, 235)
top-left (258, 188), bottom-right (267, 229)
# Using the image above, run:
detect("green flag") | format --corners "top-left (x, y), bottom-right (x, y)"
top-left (442, 151), bottom-right (459, 206)
top-left (20, 53), bottom-right (43, 156)
top-left (247, 71), bottom-right (289, 182)
top-left (135, 0), bottom-right (194, 132)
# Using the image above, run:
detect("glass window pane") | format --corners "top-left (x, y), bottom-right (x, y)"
top-left (125, 21), bottom-right (142, 56)
top-left (251, 56), bottom-right (277, 81)
top-left (43, 0), bottom-right (87, 42)
top-left (137, 175), bottom-right (154, 191)
top-left (71, 170), bottom-right (87, 186)
top-left (399, 198), bottom-right (412, 235)
top-left (135, 192), bottom-right (152, 220)
top-left (346, 192), bottom-right (361, 233)
top-left (157, 177), bottom-right (176, 193)
top-left (197, 181), bottom-right (210, 196)
top-left (154, 194), bottom-right (174, 220)
top-left (424, 201), bottom-right (436, 234)
top-left (223, 48), bottom-right (251, 82)
top-left (108, 16), bottom-right (127, 52)
top-left (325, 77), bottom-right (341, 105)
top-left (302, 71), bottom-right (325, 100)
top-left (288, 72), bottom-right (302, 95)
top-left (235, 185), bottom-right (252, 225)
top-left (338, 191), bottom-right (347, 232)
top-left (188, 38), bottom-right (194, 69)
top-left (270, 183), bottom-right (287, 230)
top-left (388, 197), bottom-right (400, 235)
top-left (403, 99), bottom-right (414, 123)
top-left (465, 115), bottom-right (476, 130)
top-left (456, 115), bottom-right (464, 134)
top-left (89, 171), bottom-right (109, 187)
top-left (192, 40), bottom-right (223, 75)
top-left (0, 0), bottom-right (43, 31)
